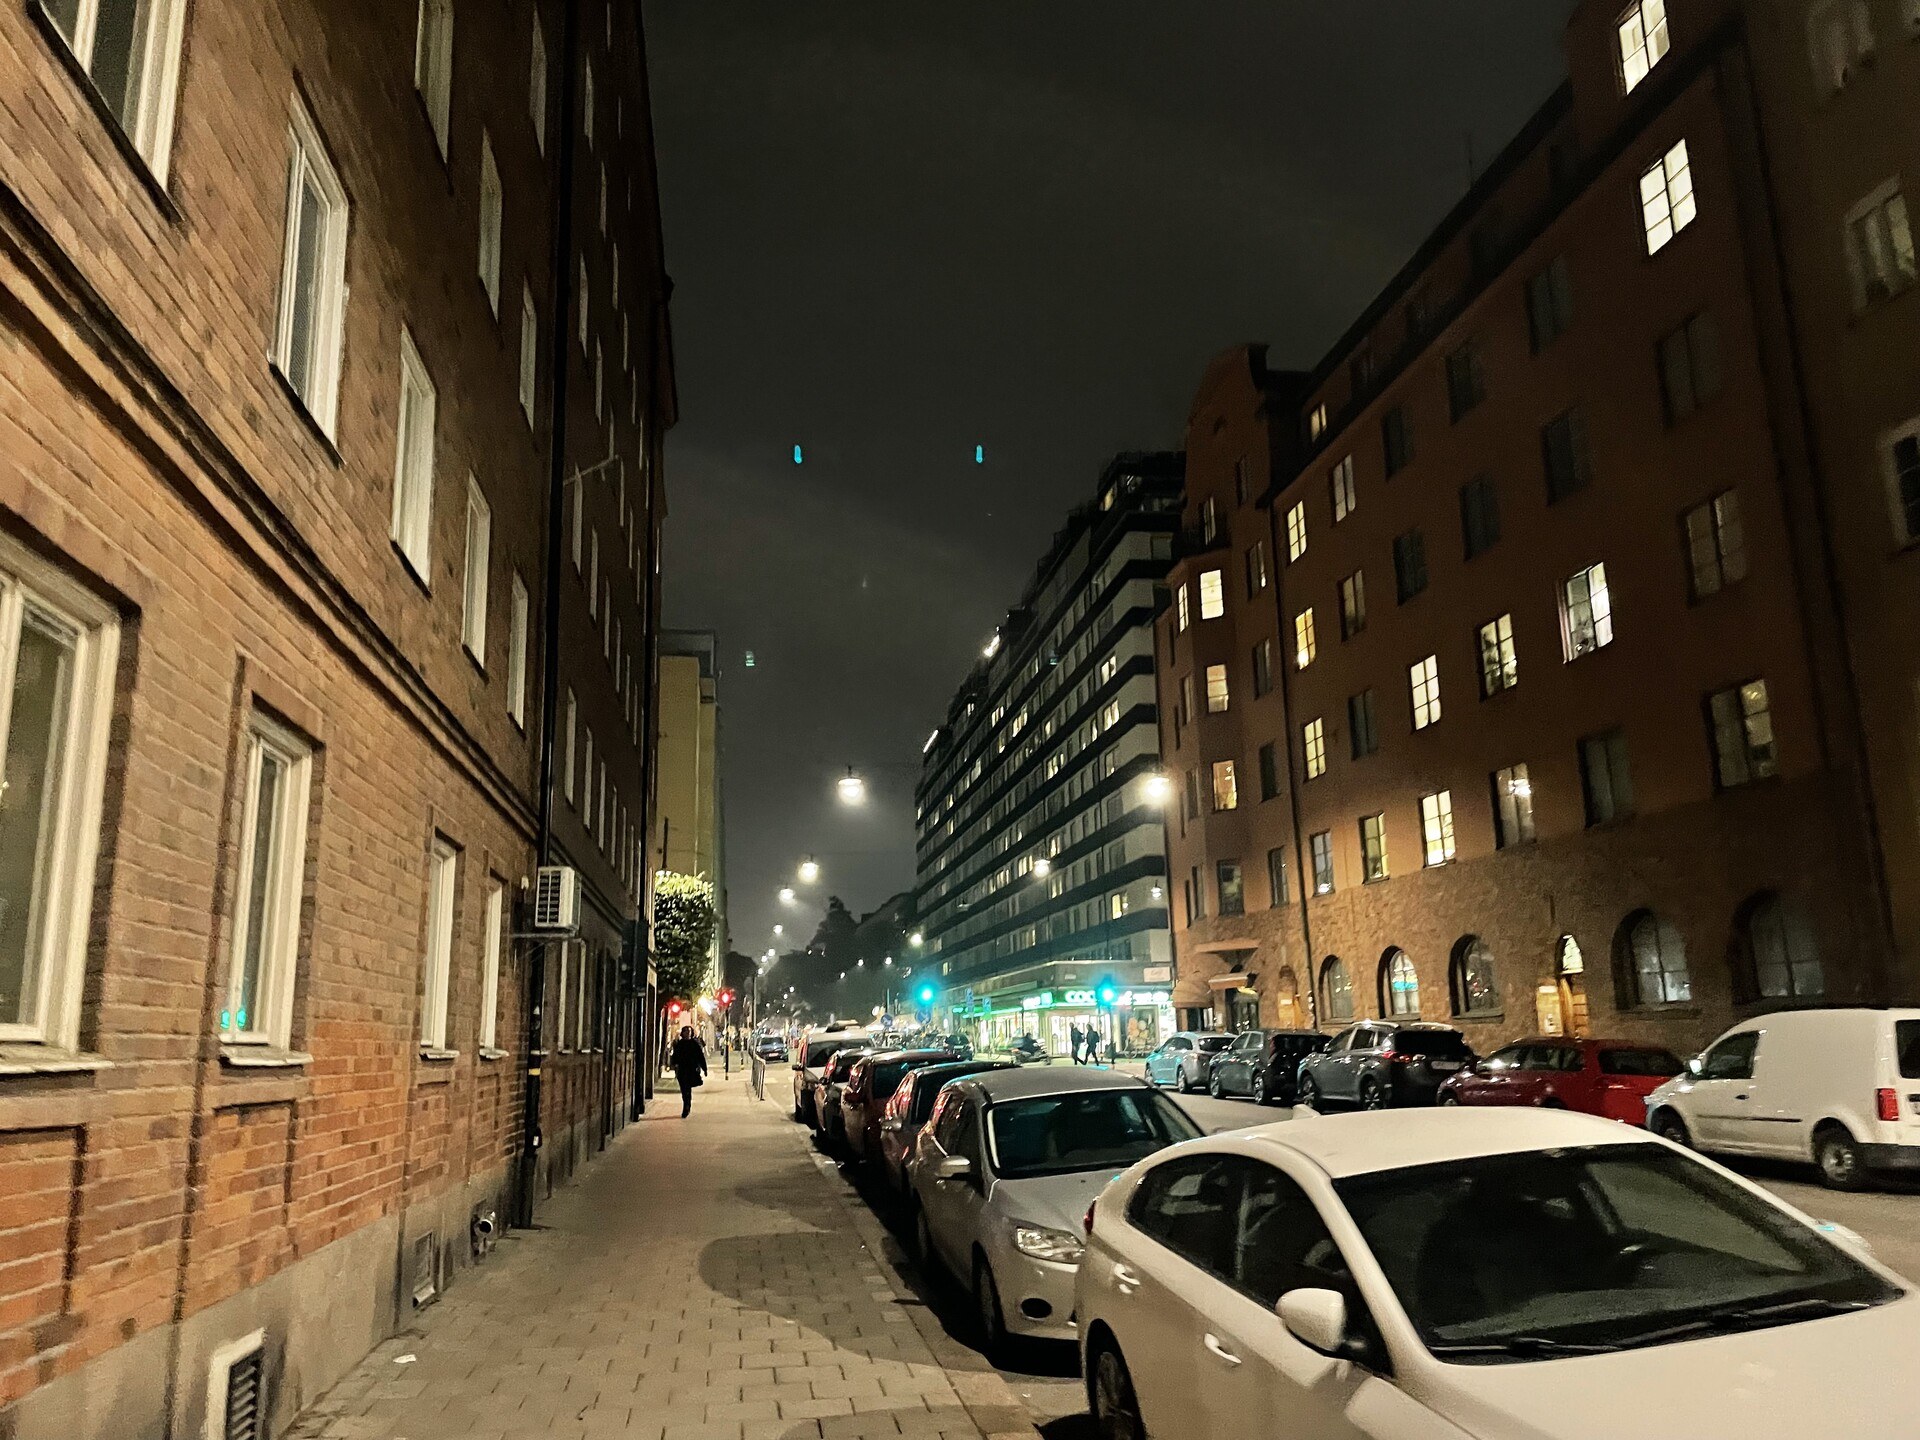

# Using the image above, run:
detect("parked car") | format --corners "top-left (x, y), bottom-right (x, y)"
top-left (1077, 1107), bottom-right (1920, 1440)
top-left (878, 1059), bottom-right (1015, 1198)
top-left (811, 1045), bottom-right (871, 1140)
top-left (1646, 1007), bottom-right (1920, 1190)
top-left (1206, 1029), bottom-right (1332, 1104)
top-left (1296, 1021), bottom-right (1473, 1110)
top-left (792, 1035), bottom-right (864, 1126)
top-left (840, 1049), bottom-right (959, 1162)
top-left (940, 1032), bottom-right (975, 1060)
top-left (753, 1033), bottom-right (790, 1062)
top-left (907, 1066), bottom-right (1200, 1355)
top-left (1142, 1032), bottom-right (1234, 1092)
top-left (1439, 1036), bottom-right (1684, 1123)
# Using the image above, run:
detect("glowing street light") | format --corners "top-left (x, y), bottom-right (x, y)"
top-left (909, 931), bottom-right (924, 947)
top-left (778, 887), bottom-right (797, 905)
top-left (798, 857), bottom-right (820, 884)
top-left (1143, 771), bottom-right (1173, 805)
top-left (837, 768), bottom-right (867, 805)
top-left (883, 956), bottom-right (894, 967)
top-left (773, 924), bottom-right (784, 937)
top-left (1033, 856), bottom-right (1052, 878)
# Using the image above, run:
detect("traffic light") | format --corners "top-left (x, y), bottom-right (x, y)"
top-left (667, 1000), bottom-right (684, 1018)
top-left (916, 984), bottom-right (936, 1007)
top-left (717, 988), bottom-right (735, 1009)
top-left (1096, 981), bottom-right (1119, 1008)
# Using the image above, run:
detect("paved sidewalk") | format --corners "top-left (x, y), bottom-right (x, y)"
top-left (286, 1075), bottom-right (1037, 1440)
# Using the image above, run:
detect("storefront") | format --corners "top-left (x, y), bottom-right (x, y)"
top-left (956, 986), bottom-right (1176, 1057)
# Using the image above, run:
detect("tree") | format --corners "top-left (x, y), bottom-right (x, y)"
top-left (653, 871), bottom-right (716, 1003)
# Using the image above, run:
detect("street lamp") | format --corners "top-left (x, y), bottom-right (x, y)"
top-left (837, 768), bottom-right (866, 805)
top-left (778, 887), bottom-right (797, 905)
top-left (772, 924), bottom-right (784, 937)
top-left (798, 857), bottom-right (820, 884)
top-left (909, 931), bottom-right (924, 947)
top-left (1033, 856), bottom-right (1052, 878)
top-left (1143, 771), bottom-right (1173, 805)
top-left (883, 956), bottom-right (893, 967)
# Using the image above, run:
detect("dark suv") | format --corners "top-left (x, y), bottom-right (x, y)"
top-left (1296, 1021), bottom-right (1474, 1110)
top-left (1206, 1029), bottom-right (1331, 1104)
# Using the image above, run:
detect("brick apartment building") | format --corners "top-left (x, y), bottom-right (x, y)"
top-left (0, 1), bottom-right (673, 1437)
top-left (1160, 0), bottom-right (1920, 1053)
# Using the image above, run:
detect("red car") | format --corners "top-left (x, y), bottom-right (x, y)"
top-left (1437, 1036), bottom-right (1684, 1124)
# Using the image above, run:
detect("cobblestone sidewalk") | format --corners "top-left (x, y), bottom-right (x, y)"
top-left (285, 1074), bottom-right (1039, 1440)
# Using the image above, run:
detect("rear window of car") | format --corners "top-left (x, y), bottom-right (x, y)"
top-left (1196, 1035), bottom-right (1234, 1053)
top-left (1898, 1021), bottom-right (1920, 1080)
top-left (805, 1041), bottom-right (844, 1067)
top-left (1599, 1048), bottom-right (1684, 1077)
top-left (1393, 1029), bottom-right (1471, 1058)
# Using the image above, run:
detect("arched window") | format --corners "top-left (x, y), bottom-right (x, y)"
top-left (1450, 936), bottom-right (1499, 1016)
top-left (1615, 909), bottom-right (1691, 1008)
top-left (1320, 956), bottom-right (1353, 1020)
top-left (1735, 892), bottom-right (1823, 1000)
top-left (1380, 948), bottom-right (1420, 1017)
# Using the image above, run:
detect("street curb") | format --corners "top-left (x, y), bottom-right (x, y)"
top-left (797, 1133), bottom-right (1048, 1440)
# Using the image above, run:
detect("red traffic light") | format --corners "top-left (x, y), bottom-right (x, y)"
top-left (717, 989), bottom-right (735, 1007)
top-left (667, 1000), bottom-right (683, 1016)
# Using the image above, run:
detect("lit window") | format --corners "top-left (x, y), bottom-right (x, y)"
top-left (220, 714), bottom-right (312, 1050)
top-left (1211, 760), bottom-right (1238, 812)
top-left (462, 477), bottom-right (492, 661)
top-left (1477, 614), bottom-right (1518, 695)
top-left (414, 0), bottom-right (454, 157)
top-left (1844, 182), bottom-right (1916, 310)
top-left (1310, 833), bottom-right (1335, 895)
top-left (1303, 719), bottom-right (1327, 780)
top-left (391, 329), bottom-right (437, 581)
top-left (1340, 571), bottom-right (1366, 639)
top-left (519, 282), bottom-right (539, 425)
top-left (1492, 763), bottom-right (1535, 848)
top-left (42, 0), bottom-right (189, 181)
top-left (1708, 680), bottom-right (1778, 788)
top-left (1420, 791), bottom-right (1456, 867)
top-left (1200, 496), bottom-right (1219, 544)
top-left (1175, 583), bottom-right (1190, 633)
top-left (420, 839), bottom-right (458, 1050)
top-left (1360, 814), bottom-right (1388, 883)
top-left (1294, 608), bottom-right (1317, 670)
top-left (480, 883), bottom-right (505, 1052)
top-left (1383, 948), bottom-right (1418, 1013)
top-left (1285, 502), bottom-right (1307, 562)
top-left (1618, 0), bottom-right (1671, 92)
top-left (589, 531), bottom-right (599, 618)
top-left (1562, 563), bottom-right (1614, 659)
top-left (1198, 570), bottom-right (1225, 619)
top-left (478, 132), bottom-right (503, 315)
top-left (272, 99), bottom-right (351, 436)
top-left (1308, 402), bottom-right (1329, 441)
top-left (530, 13), bottom-right (549, 152)
top-left (507, 573), bottom-right (529, 728)
top-left (1330, 455), bottom-right (1356, 521)
top-left (1684, 491), bottom-right (1748, 598)
top-left (1640, 140), bottom-right (1697, 255)
top-left (1205, 664), bottom-right (1229, 714)
top-left (1410, 655), bottom-right (1441, 730)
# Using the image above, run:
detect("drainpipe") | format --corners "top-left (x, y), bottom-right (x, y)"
top-left (515, 0), bottom-right (581, 1231)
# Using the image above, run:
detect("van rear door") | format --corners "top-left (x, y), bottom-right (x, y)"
top-left (1895, 1020), bottom-right (1920, 1136)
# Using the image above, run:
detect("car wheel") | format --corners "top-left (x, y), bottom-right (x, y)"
top-left (1438, 1091), bottom-right (1460, 1107)
top-left (1650, 1110), bottom-right (1691, 1149)
top-left (1208, 1069), bottom-right (1225, 1099)
top-left (1359, 1077), bottom-right (1388, 1111)
top-left (1297, 1074), bottom-right (1321, 1110)
top-left (1089, 1342), bottom-right (1145, 1440)
top-left (973, 1254), bottom-right (1010, 1363)
top-left (1815, 1125), bottom-right (1868, 1192)
top-left (1253, 1068), bottom-right (1272, 1105)
top-left (1177, 1065), bottom-right (1195, 1094)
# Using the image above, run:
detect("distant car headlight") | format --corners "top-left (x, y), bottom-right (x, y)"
top-left (1013, 1225), bottom-right (1085, 1263)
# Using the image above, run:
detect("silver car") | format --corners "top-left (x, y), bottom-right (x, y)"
top-left (906, 1066), bottom-right (1201, 1353)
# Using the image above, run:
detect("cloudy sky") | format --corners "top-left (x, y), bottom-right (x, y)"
top-left (646, 0), bottom-right (1580, 955)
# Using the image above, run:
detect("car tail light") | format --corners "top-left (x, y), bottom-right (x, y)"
top-left (1083, 1198), bottom-right (1097, 1236)
top-left (1379, 1049), bottom-right (1401, 1064)
top-left (1877, 1088), bottom-right (1900, 1123)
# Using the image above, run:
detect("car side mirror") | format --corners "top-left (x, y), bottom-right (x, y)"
top-left (1688, 1057), bottom-right (1704, 1077)
top-left (1278, 1288), bottom-right (1353, 1358)
top-left (934, 1154), bottom-right (974, 1182)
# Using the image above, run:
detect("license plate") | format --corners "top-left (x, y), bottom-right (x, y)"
top-left (1427, 1060), bottom-right (1460, 1072)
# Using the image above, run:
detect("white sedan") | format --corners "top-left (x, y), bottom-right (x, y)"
top-left (1075, 1108), bottom-right (1920, 1439)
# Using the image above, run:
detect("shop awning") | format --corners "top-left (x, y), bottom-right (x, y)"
top-left (1207, 972), bottom-right (1254, 991)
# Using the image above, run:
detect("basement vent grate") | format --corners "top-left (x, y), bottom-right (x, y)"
top-left (222, 1346), bottom-right (264, 1440)
top-left (412, 1232), bottom-right (439, 1306)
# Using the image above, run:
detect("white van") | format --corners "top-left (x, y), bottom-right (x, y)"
top-left (1646, 1007), bottom-right (1920, 1189)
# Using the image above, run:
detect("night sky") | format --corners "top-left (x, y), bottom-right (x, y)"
top-left (646, 0), bottom-right (1580, 959)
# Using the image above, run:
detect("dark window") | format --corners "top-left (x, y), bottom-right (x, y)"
top-left (1542, 407), bottom-right (1593, 503)
top-left (1451, 936), bottom-right (1499, 1016)
top-left (1340, 570), bottom-right (1368, 638)
top-left (1188, 864), bottom-right (1204, 921)
top-left (1599, 1048), bottom-right (1684, 1078)
top-left (1405, 290), bottom-right (1431, 342)
top-left (1580, 729), bottom-right (1634, 824)
top-left (1234, 457), bottom-right (1250, 506)
top-left (1738, 892), bottom-right (1823, 1000)
top-left (1460, 474), bottom-right (1501, 559)
top-left (1393, 529), bottom-right (1428, 603)
top-left (1350, 347), bottom-right (1373, 396)
top-left (1321, 957), bottom-right (1353, 1017)
top-left (1526, 255), bottom-right (1574, 351)
top-left (1128, 1157), bottom-right (1238, 1278)
top-left (1683, 491), bottom-right (1747, 599)
top-left (1200, 495), bottom-right (1219, 543)
top-left (1258, 741), bottom-right (1280, 801)
top-left (1218, 860), bottom-right (1245, 917)
top-left (1658, 313), bottom-right (1722, 424)
top-left (990, 1090), bottom-right (1199, 1180)
top-left (1245, 541), bottom-right (1269, 598)
top-left (1310, 831), bottom-right (1334, 895)
top-left (1390, 1028), bottom-right (1471, 1058)
top-left (1230, 1160), bottom-right (1354, 1308)
top-left (1491, 763), bottom-right (1535, 847)
top-left (1267, 847), bottom-right (1289, 907)
top-left (1700, 1031), bottom-right (1758, 1082)
top-left (1897, 1021), bottom-right (1920, 1079)
top-left (1892, 435), bottom-right (1920, 545)
top-left (1618, 910), bottom-right (1691, 1006)
top-left (1349, 690), bottom-right (1378, 759)
top-left (1707, 681), bottom-right (1778, 789)
top-left (1383, 406), bottom-right (1414, 477)
top-left (1252, 639), bottom-right (1273, 698)
top-left (1446, 339), bottom-right (1488, 421)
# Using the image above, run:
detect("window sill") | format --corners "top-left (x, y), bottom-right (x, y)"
top-left (418, 1046), bottom-right (459, 1062)
top-left (219, 1045), bottom-right (312, 1069)
top-left (0, 1045), bottom-right (114, 1077)
top-left (393, 541), bottom-right (433, 595)
top-left (1454, 1012), bottom-right (1505, 1025)
top-left (268, 364), bottom-right (344, 464)
top-left (479, 1046), bottom-right (510, 1061)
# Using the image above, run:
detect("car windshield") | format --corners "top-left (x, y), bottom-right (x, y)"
top-left (1898, 1021), bottom-right (1920, 1079)
top-left (1335, 1143), bottom-right (1899, 1362)
top-left (1599, 1047), bottom-right (1684, 1077)
top-left (986, 1088), bottom-right (1201, 1179)
top-left (1196, 1036), bottom-right (1234, 1053)
top-left (1392, 1029), bottom-right (1471, 1058)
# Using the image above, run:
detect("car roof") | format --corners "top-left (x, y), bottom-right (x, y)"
top-left (1234, 1107), bottom-right (1652, 1178)
top-left (963, 1065), bottom-right (1152, 1102)
top-left (858, 1048), bottom-right (957, 1066)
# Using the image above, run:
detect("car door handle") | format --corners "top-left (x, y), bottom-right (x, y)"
top-left (1112, 1263), bottom-right (1143, 1292)
top-left (1203, 1333), bottom-right (1242, 1366)
top-left (1734, 1093), bottom-right (1749, 1102)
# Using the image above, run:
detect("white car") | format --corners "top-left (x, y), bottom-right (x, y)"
top-left (907, 1066), bottom-right (1200, 1353)
top-left (1076, 1108), bottom-right (1919, 1440)
top-left (1646, 1007), bottom-right (1920, 1189)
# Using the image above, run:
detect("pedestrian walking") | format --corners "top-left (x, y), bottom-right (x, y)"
top-left (670, 1025), bottom-right (708, 1117)
top-left (1084, 1028), bottom-right (1102, 1067)
top-left (1068, 1022), bottom-right (1085, 1065)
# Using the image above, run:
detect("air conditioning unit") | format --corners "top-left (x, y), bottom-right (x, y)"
top-left (532, 866), bottom-right (581, 932)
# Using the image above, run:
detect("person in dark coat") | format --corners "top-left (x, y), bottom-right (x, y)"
top-left (670, 1025), bottom-right (707, 1116)
top-left (1068, 1023), bottom-right (1085, 1065)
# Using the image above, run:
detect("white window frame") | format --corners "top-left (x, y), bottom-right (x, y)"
top-left (519, 281), bottom-right (538, 425)
top-left (391, 329), bottom-right (437, 580)
top-left (1562, 563), bottom-right (1615, 660)
top-left (589, 530), bottom-right (600, 617)
top-left (529, 12), bottom-right (548, 153)
top-left (43, 0), bottom-right (188, 183)
top-left (1294, 608), bottom-right (1317, 670)
top-left (564, 688), bottom-right (577, 802)
top-left (462, 476), bottom-right (491, 662)
top-left (414, 0), bottom-right (454, 158)
top-left (1844, 180), bottom-right (1916, 311)
top-left (507, 572), bottom-right (529, 728)
top-left (1410, 654), bottom-right (1442, 730)
top-left (479, 882), bottom-right (504, 1052)
top-left (1285, 502), bottom-right (1307, 562)
top-left (221, 714), bottom-right (313, 1049)
top-left (555, 941), bottom-right (571, 1050)
top-left (1198, 569), bottom-right (1225, 620)
top-left (583, 56), bottom-right (596, 145)
top-left (1303, 718), bottom-right (1327, 780)
top-left (420, 838), bottom-right (458, 1051)
top-left (0, 544), bottom-right (120, 1050)
top-left (478, 131), bottom-right (503, 314)
top-left (1175, 583), bottom-right (1190, 633)
top-left (1478, 613), bottom-right (1518, 694)
top-left (1640, 139), bottom-right (1696, 255)
top-left (1330, 455), bottom-right (1356, 522)
top-left (1420, 790), bottom-right (1457, 868)
top-left (272, 99), bottom-right (351, 438)
top-left (1617, 0), bottom-right (1671, 93)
